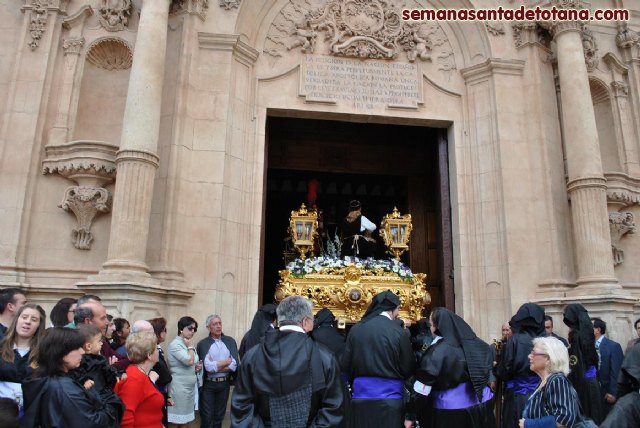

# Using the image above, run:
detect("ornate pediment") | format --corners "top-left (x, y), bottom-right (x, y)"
top-left (264, 0), bottom-right (455, 71)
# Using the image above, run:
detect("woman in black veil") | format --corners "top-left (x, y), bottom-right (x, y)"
top-left (562, 303), bottom-right (604, 423)
top-left (412, 307), bottom-right (496, 428)
top-left (238, 304), bottom-right (277, 359)
top-left (496, 303), bottom-right (546, 428)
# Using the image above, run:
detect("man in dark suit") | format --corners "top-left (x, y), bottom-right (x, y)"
top-left (592, 317), bottom-right (624, 416)
top-left (544, 315), bottom-right (569, 347)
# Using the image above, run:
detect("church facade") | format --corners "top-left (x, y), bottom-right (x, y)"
top-left (1, 0), bottom-right (640, 343)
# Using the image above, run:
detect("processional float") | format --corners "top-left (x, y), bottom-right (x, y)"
top-left (275, 204), bottom-right (430, 326)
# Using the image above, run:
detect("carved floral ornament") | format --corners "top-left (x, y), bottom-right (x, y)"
top-left (264, 0), bottom-right (456, 71)
top-left (42, 141), bottom-right (118, 250)
top-left (609, 211), bottom-right (635, 266)
top-left (21, 0), bottom-right (70, 50)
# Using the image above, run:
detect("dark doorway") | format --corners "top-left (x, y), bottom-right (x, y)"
top-left (262, 115), bottom-right (452, 312)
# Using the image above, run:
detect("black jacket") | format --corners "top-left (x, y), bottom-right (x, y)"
top-left (69, 353), bottom-right (118, 394)
top-left (20, 374), bottom-right (124, 428)
top-left (231, 329), bottom-right (344, 427)
top-left (0, 349), bottom-right (34, 383)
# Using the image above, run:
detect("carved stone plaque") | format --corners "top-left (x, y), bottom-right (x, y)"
top-left (300, 55), bottom-right (422, 109)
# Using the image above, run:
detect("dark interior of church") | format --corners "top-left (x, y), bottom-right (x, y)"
top-left (262, 115), bottom-right (452, 311)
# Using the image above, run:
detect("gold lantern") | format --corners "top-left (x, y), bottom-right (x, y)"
top-left (289, 203), bottom-right (318, 260)
top-left (380, 207), bottom-right (412, 261)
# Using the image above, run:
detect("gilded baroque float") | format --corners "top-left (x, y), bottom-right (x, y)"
top-left (275, 257), bottom-right (430, 323)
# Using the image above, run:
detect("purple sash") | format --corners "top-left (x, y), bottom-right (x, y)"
top-left (584, 365), bottom-right (597, 380)
top-left (432, 382), bottom-right (494, 410)
top-left (352, 376), bottom-right (404, 400)
top-left (505, 375), bottom-right (539, 395)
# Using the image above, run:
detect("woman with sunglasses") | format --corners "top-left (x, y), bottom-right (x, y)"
top-left (519, 336), bottom-right (578, 428)
top-left (149, 317), bottom-right (172, 427)
top-left (167, 316), bottom-right (202, 427)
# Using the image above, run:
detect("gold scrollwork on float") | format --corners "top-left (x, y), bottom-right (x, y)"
top-left (275, 264), bottom-right (430, 323)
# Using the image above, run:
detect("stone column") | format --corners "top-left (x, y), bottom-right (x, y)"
top-left (97, 0), bottom-right (171, 280)
top-left (552, 20), bottom-right (620, 293)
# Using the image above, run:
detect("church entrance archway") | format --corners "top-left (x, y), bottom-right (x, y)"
top-left (261, 114), bottom-right (453, 312)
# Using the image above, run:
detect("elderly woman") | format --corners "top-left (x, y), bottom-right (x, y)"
top-left (0, 304), bottom-right (46, 410)
top-left (114, 331), bottom-right (164, 428)
top-left (167, 316), bottom-right (202, 427)
top-left (563, 303), bottom-right (603, 423)
top-left (21, 327), bottom-right (124, 427)
top-left (519, 337), bottom-right (579, 428)
top-left (411, 307), bottom-right (495, 428)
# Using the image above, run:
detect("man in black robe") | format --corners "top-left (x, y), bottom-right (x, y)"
top-left (496, 303), bottom-right (546, 428)
top-left (600, 342), bottom-right (640, 427)
top-left (231, 296), bottom-right (343, 427)
top-left (341, 290), bottom-right (416, 427)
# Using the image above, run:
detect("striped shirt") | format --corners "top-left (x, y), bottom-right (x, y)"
top-left (523, 373), bottom-right (578, 427)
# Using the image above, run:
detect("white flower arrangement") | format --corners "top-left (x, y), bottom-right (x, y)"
top-left (286, 256), bottom-right (415, 282)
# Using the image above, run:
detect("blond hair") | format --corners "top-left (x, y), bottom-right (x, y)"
top-left (533, 336), bottom-right (570, 375)
top-left (125, 331), bottom-right (157, 363)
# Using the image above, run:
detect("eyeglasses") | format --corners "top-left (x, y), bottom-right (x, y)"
top-left (186, 326), bottom-right (197, 332)
top-left (530, 352), bottom-right (549, 358)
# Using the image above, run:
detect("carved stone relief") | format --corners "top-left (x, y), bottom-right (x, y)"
top-left (22, 0), bottom-right (71, 50)
top-left (607, 190), bottom-right (640, 208)
top-left (86, 38), bottom-right (133, 70)
top-left (170, 0), bottom-right (209, 20)
top-left (42, 141), bottom-right (118, 250)
top-left (264, 0), bottom-right (455, 72)
top-left (611, 81), bottom-right (629, 97)
top-left (616, 24), bottom-right (639, 50)
top-left (512, 22), bottom-right (551, 49)
top-left (485, 21), bottom-right (505, 36)
top-left (59, 187), bottom-right (112, 250)
top-left (98, 0), bottom-right (132, 32)
top-left (581, 26), bottom-right (598, 72)
top-left (218, 0), bottom-right (240, 10)
top-left (609, 211), bottom-right (635, 266)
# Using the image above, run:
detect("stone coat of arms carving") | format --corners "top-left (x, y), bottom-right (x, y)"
top-left (264, 0), bottom-right (456, 71)
top-left (98, 0), bottom-right (132, 32)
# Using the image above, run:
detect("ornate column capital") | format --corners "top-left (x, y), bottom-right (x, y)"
top-left (609, 211), bottom-right (635, 266)
top-left (218, 0), bottom-right (240, 10)
top-left (59, 186), bottom-right (112, 250)
top-left (42, 140), bottom-right (118, 250)
top-left (170, 0), bottom-right (209, 21)
top-left (512, 22), bottom-right (552, 49)
top-left (611, 80), bottom-right (629, 97)
top-left (62, 37), bottom-right (84, 55)
top-left (550, 0), bottom-right (588, 9)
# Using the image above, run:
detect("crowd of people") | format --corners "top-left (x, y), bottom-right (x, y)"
top-left (1, 286), bottom-right (640, 428)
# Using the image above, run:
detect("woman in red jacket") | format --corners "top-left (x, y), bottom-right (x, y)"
top-left (115, 331), bottom-right (164, 428)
